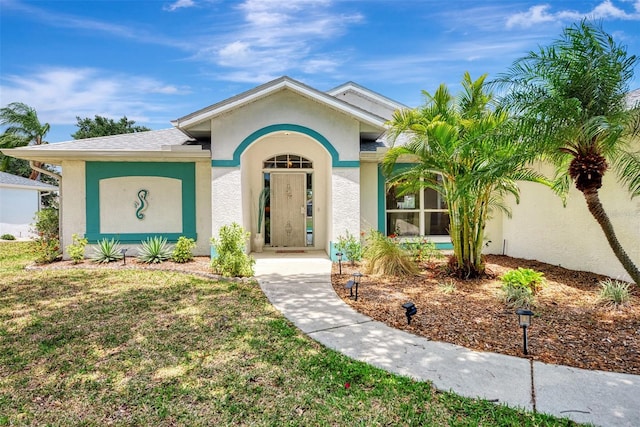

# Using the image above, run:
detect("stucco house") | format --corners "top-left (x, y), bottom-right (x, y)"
top-left (0, 171), bottom-right (58, 238)
top-left (2, 77), bottom-right (638, 282)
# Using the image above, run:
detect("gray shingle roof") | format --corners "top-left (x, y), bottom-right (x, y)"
top-left (27, 128), bottom-right (195, 151)
top-left (0, 171), bottom-right (58, 190)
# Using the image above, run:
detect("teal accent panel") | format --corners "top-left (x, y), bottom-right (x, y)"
top-left (377, 165), bottom-right (386, 233)
top-left (211, 124), bottom-right (359, 168)
top-left (435, 242), bottom-right (454, 250)
top-left (85, 162), bottom-right (197, 243)
top-left (85, 232), bottom-right (196, 244)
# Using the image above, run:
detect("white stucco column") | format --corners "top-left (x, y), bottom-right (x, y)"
top-left (211, 167), bottom-right (244, 237)
top-left (331, 168), bottom-right (360, 252)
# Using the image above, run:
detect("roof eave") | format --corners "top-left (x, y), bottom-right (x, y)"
top-left (1, 148), bottom-right (212, 164)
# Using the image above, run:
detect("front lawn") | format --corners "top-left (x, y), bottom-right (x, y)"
top-left (0, 242), bottom-right (573, 426)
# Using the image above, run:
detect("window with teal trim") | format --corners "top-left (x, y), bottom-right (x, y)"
top-left (385, 176), bottom-right (449, 237)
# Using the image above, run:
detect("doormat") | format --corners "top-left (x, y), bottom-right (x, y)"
top-left (275, 250), bottom-right (306, 253)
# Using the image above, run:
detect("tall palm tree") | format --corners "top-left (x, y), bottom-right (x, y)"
top-left (383, 73), bottom-right (547, 278)
top-left (0, 102), bottom-right (50, 180)
top-left (495, 20), bottom-right (640, 285)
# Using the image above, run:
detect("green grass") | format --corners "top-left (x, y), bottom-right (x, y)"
top-left (0, 242), bottom-right (576, 426)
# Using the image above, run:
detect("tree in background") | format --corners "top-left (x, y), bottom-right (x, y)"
top-left (72, 115), bottom-right (151, 139)
top-left (384, 73), bottom-right (548, 279)
top-left (0, 102), bottom-right (50, 180)
top-left (496, 20), bottom-right (640, 285)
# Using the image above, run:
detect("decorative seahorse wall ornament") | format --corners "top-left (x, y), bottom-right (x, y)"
top-left (134, 189), bottom-right (149, 220)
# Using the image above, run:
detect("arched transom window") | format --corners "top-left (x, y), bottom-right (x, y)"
top-left (263, 154), bottom-right (312, 169)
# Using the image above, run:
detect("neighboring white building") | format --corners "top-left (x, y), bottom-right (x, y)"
top-left (0, 171), bottom-right (58, 238)
top-left (1, 77), bottom-right (638, 281)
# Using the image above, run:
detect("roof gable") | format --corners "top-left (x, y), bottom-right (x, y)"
top-left (172, 76), bottom-right (389, 137)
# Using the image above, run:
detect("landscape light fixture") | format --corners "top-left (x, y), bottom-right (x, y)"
top-left (402, 302), bottom-right (417, 325)
top-left (345, 272), bottom-right (363, 300)
top-left (121, 248), bottom-right (128, 265)
top-left (336, 252), bottom-right (343, 275)
top-left (515, 308), bottom-right (534, 355)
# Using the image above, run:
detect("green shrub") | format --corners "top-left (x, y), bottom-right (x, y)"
top-left (501, 285), bottom-right (534, 308)
top-left (32, 237), bottom-right (60, 264)
top-left (399, 236), bottom-right (443, 262)
top-left (363, 230), bottom-right (418, 276)
top-left (1, 234), bottom-right (16, 240)
top-left (210, 223), bottom-right (254, 277)
top-left (91, 238), bottom-right (123, 264)
top-left (32, 207), bottom-right (59, 240)
top-left (65, 233), bottom-right (88, 264)
top-left (438, 279), bottom-right (457, 294)
top-left (138, 236), bottom-right (172, 264)
top-left (172, 236), bottom-right (196, 263)
top-left (598, 279), bottom-right (631, 309)
top-left (501, 268), bottom-right (546, 295)
top-left (335, 230), bottom-right (363, 266)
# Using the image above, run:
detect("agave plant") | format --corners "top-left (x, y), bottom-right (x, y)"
top-left (138, 236), bottom-right (172, 264)
top-left (91, 238), bottom-right (123, 264)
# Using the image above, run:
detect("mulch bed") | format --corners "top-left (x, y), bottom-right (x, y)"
top-left (331, 255), bottom-right (640, 375)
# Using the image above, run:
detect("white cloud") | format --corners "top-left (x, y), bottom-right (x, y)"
top-left (196, 0), bottom-right (363, 82)
top-left (506, 1), bottom-right (640, 28)
top-left (164, 0), bottom-right (196, 12)
top-left (0, 68), bottom-right (189, 126)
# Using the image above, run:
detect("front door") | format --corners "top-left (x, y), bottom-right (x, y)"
top-left (270, 173), bottom-right (306, 247)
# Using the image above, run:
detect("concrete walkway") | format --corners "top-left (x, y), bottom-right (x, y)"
top-left (254, 252), bottom-right (640, 427)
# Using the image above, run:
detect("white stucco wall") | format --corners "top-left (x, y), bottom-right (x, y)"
top-left (61, 160), bottom-right (86, 256)
top-left (359, 162), bottom-right (379, 232)
top-left (0, 187), bottom-right (40, 238)
top-left (332, 168), bottom-right (360, 249)
top-left (211, 167), bottom-right (243, 238)
top-left (494, 164), bottom-right (639, 282)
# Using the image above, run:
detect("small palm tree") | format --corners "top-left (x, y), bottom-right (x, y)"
top-left (384, 73), bottom-right (547, 278)
top-left (0, 102), bottom-right (50, 180)
top-left (495, 20), bottom-right (640, 285)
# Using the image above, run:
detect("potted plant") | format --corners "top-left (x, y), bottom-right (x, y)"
top-left (254, 187), bottom-right (269, 252)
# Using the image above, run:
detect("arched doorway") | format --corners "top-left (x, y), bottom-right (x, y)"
top-left (241, 129), bottom-right (331, 251)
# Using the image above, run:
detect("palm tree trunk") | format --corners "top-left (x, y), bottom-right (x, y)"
top-left (583, 188), bottom-right (640, 285)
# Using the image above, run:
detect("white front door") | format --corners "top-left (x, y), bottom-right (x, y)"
top-left (270, 173), bottom-right (306, 247)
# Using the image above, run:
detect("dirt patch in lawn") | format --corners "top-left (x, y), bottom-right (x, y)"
top-left (332, 255), bottom-right (640, 375)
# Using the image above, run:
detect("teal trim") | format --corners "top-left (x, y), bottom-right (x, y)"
top-left (211, 124), bottom-right (359, 168)
top-left (85, 162), bottom-right (197, 243)
top-left (86, 232), bottom-right (196, 244)
top-left (377, 163), bottom-right (413, 234)
top-left (435, 242), bottom-right (454, 250)
top-left (377, 165), bottom-right (386, 233)
top-left (211, 159), bottom-right (237, 167)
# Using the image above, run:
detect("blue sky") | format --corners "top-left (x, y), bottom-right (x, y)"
top-left (2, 0), bottom-right (640, 143)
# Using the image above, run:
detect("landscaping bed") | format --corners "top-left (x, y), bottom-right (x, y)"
top-left (331, 255), bottom-right (640, 375)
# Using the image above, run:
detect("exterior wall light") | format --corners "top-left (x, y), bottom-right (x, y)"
top-left (402, 302), bottom-right (417, 325)
top-left (336, 252), bottom-right (343, 275)
top-left (345, 272), bottom-right (362, 300)
top-left (515, 308), bottom-right (534, 355)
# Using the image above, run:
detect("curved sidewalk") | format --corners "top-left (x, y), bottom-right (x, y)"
top-left (254, 252), bottom-right (640, 427)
